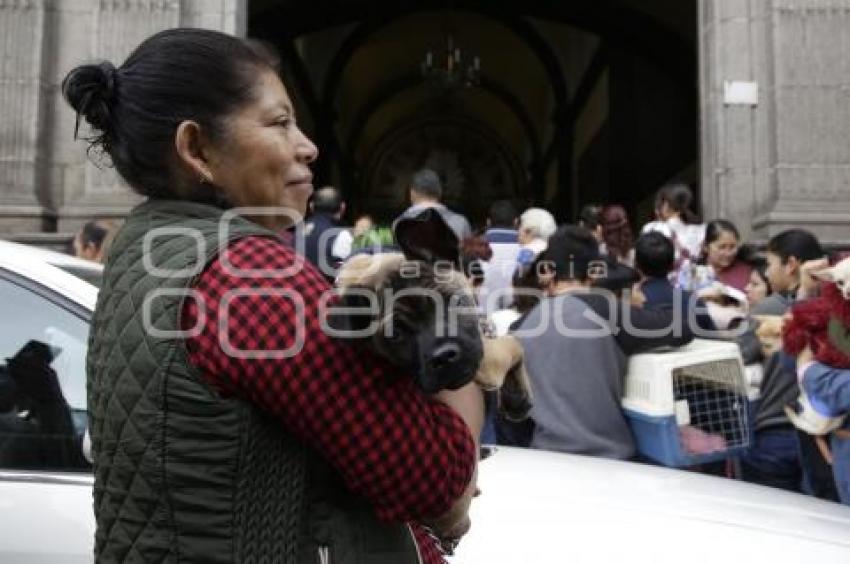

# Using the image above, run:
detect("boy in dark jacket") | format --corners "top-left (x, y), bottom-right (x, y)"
top-left (635, 232), bottom-right (716, 333)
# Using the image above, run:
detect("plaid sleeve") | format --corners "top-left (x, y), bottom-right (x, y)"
top-left (182, 236), bottom-right (476, 531)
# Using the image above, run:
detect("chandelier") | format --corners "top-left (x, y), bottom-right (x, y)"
top-left (421, 34), bottom-right (481, 90)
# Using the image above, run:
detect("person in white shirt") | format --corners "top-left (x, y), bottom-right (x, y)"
top-left (515, 207), bottom-right (556, 271)
top-left (641, 183), bottom-right (705, 285)
top-left (480, 200), bottom-right (521, 314)
top-left (332, 214), bottom-right (373, 261)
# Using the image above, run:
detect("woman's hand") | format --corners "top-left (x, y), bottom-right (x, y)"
top-left (428, 382), bottom-right (484, 541)
top-left (433, 381), bottom-right (485, 441)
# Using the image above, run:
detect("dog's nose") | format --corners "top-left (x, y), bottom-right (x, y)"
top-left (428, 342), bottom-right (461, 370)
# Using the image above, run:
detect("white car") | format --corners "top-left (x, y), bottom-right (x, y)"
top-left (0, 240), bottom-right (98, 563)
top-left (1, 240), bottom-right (849, 563)
top-left (451, 447), bottom-right (850, 563)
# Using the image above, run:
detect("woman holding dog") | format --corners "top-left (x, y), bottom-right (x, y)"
top-left (796, 352), bottom-right (850, 505)
top-left (64, 29), bottom-right (481, 563)
top-left (742, 229), bottom-right (839, 500)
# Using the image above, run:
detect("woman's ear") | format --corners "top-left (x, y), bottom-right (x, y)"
top-left (174, 120), bottom-right (214, 184)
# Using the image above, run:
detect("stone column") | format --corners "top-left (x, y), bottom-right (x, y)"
top-left (700, 0), bottom-right (850, 246)
top-left (0, 0), bottom-right (49, 233)
top-left (57, 0), bottom-right (182, 232)
top-left (180, 0), bottom-right (246, 36)
top-left (53, 0), bottom-right (248, 233)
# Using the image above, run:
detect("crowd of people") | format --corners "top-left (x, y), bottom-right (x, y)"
top-left (60, 27), bottom-right (848, 564)
top-left (299, 171), bottom-right (850, 508)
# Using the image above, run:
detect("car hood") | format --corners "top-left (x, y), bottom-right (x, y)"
top-left (450, 447), bottom-right (850, 563)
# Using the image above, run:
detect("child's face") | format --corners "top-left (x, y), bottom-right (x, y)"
top-left (745, 270), bottom-right (770, 306)
top-left (765, 251), bottom-right (797, 293)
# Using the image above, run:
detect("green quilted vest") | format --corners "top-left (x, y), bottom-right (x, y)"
top-left (87, 200), bottom-right (421, 564)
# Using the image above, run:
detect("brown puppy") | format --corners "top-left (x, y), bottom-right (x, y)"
top-left (331, 208), bottom-right (532, 419)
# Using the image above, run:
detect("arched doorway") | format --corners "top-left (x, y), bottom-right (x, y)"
top-left (250, 0), bottom-right (697, 228)
top-left (364, 117), bottom-right (524, 224)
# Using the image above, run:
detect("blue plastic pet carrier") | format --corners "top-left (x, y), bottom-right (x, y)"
top-left (622, 339), bottom-right (754, 467)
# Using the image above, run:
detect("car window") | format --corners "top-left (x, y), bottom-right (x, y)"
top-left (0, 275), bottom-right (90, 472)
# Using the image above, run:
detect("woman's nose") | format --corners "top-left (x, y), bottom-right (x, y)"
top-left (296, 127), bottom-right (318, 163)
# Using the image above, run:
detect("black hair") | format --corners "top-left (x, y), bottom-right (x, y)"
top-left (80, 220), bottom-right (110, 249)
top-left (600, 205), bottom-right (634, 261)
top-left (512, 256), bottom-right (545, 315)
top-left (540, 225), bottom-right (601, 282)
top-left (488, 200), bottom-right (518, 228)
top-left (577, 204), bottom-right (602, 230)
top-left (658, 183), bottom-right (699, 224)
top-left (766, 229), bottom-right (825, 264)
top-left (311, 187), bottom-right (343, 214)
top-left (704, 219), bottom-right (739, 245)
top-left (409, 168), bottom-right (442, 200)
top-left (747, 254), bottom-right (772, 295)
top-left (699, 218), bottom-right (755, 264)
top-left (635, 232), bottom-right (675, 278)
top-left (62, 28), bottom-right (278, 199)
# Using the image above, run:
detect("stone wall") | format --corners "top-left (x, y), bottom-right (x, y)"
top-left (0, 0), bottom-right (50, 233)
top-left (0, 0), bottom-right (247, 236)
top-left (699, 0), bottom-right (850, 245)
top-left (1, 0), bottom-right (849, 245)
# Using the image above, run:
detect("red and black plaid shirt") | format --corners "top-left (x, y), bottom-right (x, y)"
top-left (182, 235), bottom-right (475, 563)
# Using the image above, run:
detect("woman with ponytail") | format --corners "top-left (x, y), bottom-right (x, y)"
top-left (65, 28), bottom-right (479, 564)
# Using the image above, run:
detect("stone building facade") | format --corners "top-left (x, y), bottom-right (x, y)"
top-left (1, 0), bottom-right (848, 245)
top-left (0, 0), bottom-right (245, 239)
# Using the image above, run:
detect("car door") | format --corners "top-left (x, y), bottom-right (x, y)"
top-left (0, 269), bottom-right (94, 563)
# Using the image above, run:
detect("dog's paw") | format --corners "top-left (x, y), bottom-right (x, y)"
top-left (474, 336), bottom-right (523, 390)
top-left (499, 363), bottom-right (533, 421)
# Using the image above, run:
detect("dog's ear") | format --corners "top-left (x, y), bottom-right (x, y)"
top-left (393, 207), bottom-right (460, 266)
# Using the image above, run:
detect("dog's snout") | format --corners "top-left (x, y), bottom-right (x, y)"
top-left (428, 342), bottom-right (461, 369)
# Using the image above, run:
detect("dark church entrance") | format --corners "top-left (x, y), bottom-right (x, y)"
top-left (249, 0), bottom-right (697, 228)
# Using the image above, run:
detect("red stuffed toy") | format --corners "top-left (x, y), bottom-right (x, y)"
top-left (783, 281), bottom-right (850, 368)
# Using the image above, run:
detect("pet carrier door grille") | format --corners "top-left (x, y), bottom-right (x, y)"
top-left (672, 359), bottom-right (750, 451)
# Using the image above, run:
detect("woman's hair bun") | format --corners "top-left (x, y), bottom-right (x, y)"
top-left (62, 61), bottom-right (118, 137)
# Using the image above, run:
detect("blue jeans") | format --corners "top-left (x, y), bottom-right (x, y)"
top-left (797, 430), bottom-right (839, 501)
top-left (832, 433), bottom-right (850, 505)
top-left (480, 391), bottom-right (498, 445)
top-left (741, 427), bottom-right (802, 493)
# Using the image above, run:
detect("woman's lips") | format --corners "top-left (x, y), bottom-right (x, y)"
top-left (287, 176), bottom-right (313, 191)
